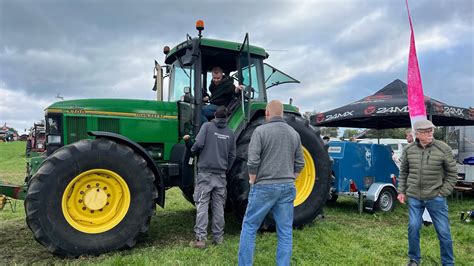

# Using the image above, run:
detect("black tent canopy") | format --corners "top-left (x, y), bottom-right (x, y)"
top-left (310, 79), bottom-right (474, 129)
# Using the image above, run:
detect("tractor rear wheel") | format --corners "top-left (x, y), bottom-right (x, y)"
top-left (227, 115), bottom-right (331, 228)
top-left (25, 138), bottom-right (157, 257)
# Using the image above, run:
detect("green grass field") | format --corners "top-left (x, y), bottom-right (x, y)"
top-left (1, 141), bottom-right (473, 265)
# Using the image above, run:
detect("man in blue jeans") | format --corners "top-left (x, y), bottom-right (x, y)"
top-left (238, 100), bottom-right (305, 266)
top-left (398, 119), bottom-right (458, 266)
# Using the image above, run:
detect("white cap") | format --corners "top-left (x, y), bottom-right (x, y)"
top-left (413, 119), bottom-right (435, 130)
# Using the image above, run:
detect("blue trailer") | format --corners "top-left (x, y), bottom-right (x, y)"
top-left (327, 141), bottom-right (399, 213)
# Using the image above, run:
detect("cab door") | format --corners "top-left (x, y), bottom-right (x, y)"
top-left (237, 34), bottom-right (253, 124)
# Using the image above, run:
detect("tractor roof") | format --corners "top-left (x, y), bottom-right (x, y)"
top-left (164, 38), bottom-right (268, 65)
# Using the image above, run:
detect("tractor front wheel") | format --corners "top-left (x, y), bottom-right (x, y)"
top-left (25, 139), bottom-right (157, 256)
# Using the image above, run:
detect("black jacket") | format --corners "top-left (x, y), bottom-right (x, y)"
top-left (204, 76), bottom-right (237, 106)
top-left (185, 118), bottom-right (236, 174)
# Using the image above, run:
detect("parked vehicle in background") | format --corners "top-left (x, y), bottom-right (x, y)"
top-left (327, 141), bottom-right (399, 213)
top-left (447, 126), bottom-right (474, 189)
top-left (358, 138), bottom-right (408, 159)
top-left (25, 122), bottom-right (46, 157)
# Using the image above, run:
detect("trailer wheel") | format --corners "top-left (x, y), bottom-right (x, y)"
top-left (25, 138), bottom-right (157, 257)
top-left (227, 115), bottom-right (331, 228)
top-left (375, 187), bottom-right (396, 212)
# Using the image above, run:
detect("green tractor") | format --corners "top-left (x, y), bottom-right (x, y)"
top-left (17, 22), bottom-right (331, 256)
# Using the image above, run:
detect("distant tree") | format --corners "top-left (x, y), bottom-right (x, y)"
top-left (8, 127), bottom-right (18, 135)
top-left (434, 127), bottom-right (445, 141)
top-left (361, 127), bottom-right (445, 140)
top-left (363, 128), bottom-right (407, 139)
top-left (302, 110), bottom-right (318, 120)
top-left (320, 127), bottom-right (339, 138)
top-left (343, 129), bottom-right (359, 139)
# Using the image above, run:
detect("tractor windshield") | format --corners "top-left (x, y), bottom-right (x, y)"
top-left (168, 61), bottom-right (194, 102)
top-left (239, 57), bottom-right (265, 101)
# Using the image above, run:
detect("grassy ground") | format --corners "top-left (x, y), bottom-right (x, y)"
top-left (0, 141), bottom-right (473, 265)
top-left (0, 141), bottom-right (27, 184)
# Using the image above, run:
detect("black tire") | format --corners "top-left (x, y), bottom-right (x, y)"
top-left (326, 174), bottom-right (338, 204)
top-left (227, 115), bottom-right (332, 228)
top-left (326, 194), bottom-right (338, 204)
top-left (227, 117), bottom-right (266, 217)
top-left (180, 184), bottom-right (195, 204)
top-left (375, 187), bottom-right (396, 212)
top-left (26, 139), bottom-right (32, 156)
top-left (25, 138), bottom-right (157, 257)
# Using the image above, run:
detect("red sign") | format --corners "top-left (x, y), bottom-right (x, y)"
top-left (364, 106), bottom-right (377, 115)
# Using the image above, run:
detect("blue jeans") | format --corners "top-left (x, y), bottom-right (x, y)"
top-left (407, 196), bottom-right (454, 265)
top-left (238, 183), bottom-right (296, 266)
top-left (201, 104), bottom-right (217, 124)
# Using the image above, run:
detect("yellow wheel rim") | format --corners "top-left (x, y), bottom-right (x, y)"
top-left (62, 169), bottom-right (131, 234)
top-left (294, 147), bottom-right (316, 206)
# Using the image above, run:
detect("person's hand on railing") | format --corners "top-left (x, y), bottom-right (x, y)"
top-left (235, 84), bottom-right (245, 93)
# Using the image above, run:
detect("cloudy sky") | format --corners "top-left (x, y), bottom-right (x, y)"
top-left (1, 0), bottom-right (472, 132)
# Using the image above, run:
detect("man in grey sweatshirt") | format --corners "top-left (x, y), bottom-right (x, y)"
top-left (238, 100), bottom-right (305, 266)
top-left (183, 106), bottom-right (236, 248)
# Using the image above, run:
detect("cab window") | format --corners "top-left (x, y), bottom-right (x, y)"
top-left (239, 57), bottom-right (264, 100)
top-left (263, 63), bottom-right (300, 89)
top-left (168, 62), bottom-right (194, 102)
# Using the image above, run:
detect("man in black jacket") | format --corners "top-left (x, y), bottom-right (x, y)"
top-left (202, 67), bottom-right (243, 122)
top-left (184, 106), bottom-right (236, 248)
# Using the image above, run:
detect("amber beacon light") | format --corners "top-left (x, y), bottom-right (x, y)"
top-left (196, 20), bottom-right (204, 37)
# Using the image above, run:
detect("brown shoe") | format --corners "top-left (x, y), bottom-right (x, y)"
top-left (189, 239), bottom-right (206, 249)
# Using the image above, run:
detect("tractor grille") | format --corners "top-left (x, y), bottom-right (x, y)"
top-left (66, 117), bottom-right (88, 144)
top-left (98, 118), bottom-right (120, 134)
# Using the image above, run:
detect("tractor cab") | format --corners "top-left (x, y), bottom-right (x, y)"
top-left (153, 20), bottom-right (299, 138)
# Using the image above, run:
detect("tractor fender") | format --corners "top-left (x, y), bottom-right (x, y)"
top-left (88, 131), bottom-right (165, 208)
top-left (363, 182), bottom-right (397, 212)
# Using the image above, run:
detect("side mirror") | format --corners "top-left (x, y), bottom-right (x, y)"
top-left (182, 39), bottom-right (199, 66)
top-left (152, 60), bottom-right (163, 101)
top-left (183, 87), bottom-right (191, 102)
top-left (183, 86), bottom-right (191, 94)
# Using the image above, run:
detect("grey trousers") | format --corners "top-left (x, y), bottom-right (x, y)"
top-left (193, 172), bottom-right (227, 241)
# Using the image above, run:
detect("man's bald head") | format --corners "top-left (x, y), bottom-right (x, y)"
top-left (266, 100), bottom-right (283, 119)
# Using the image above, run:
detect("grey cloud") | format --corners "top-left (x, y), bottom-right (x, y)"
top-left (0, 0), bottom-right (472, 131)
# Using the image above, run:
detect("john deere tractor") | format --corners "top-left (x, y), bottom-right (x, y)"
top-left (15, 21), bottom-right (331, 256)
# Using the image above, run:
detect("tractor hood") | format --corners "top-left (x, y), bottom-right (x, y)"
top-left (45, 99), bottom-right (178, 119)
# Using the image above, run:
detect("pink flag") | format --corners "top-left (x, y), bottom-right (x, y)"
top-left (406, 0), bottom-right (427, 126)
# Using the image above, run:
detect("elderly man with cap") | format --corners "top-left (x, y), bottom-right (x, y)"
top-left (397, 119), bottom-right (458, 266)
